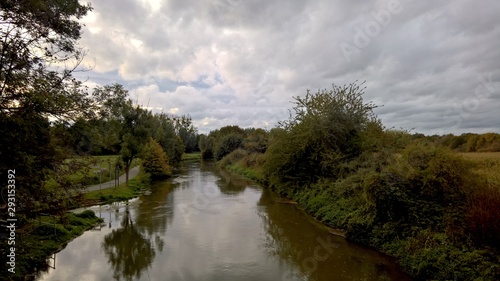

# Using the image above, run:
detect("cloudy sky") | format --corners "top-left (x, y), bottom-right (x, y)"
top-left (76, 0), bottom-right (499, 135)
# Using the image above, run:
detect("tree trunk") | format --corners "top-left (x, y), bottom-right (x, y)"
top-left (125, 160), bottom-right (131, 187)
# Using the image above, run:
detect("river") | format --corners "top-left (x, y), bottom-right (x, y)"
top-left (35, 160), bottom-right (411, 281)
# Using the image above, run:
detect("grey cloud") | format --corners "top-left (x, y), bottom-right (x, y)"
top-left (79, 0), bottom-right (500, 135)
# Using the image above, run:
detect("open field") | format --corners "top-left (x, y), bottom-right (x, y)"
top-left (459, 152), bottom-right (500, 187)
top-left (182, 152), bottom-right (201, 161)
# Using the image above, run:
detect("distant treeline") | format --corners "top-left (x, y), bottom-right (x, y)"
top-left (200, 82), bottom-right (500, 280)
top-left (413, 132), bottom-right (500, 152)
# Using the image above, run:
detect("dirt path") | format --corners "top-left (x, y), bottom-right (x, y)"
top-left (82, 166), bottom-right (140, 193)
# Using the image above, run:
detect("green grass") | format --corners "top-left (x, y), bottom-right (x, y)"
top-left (182, 152), bottom-right (201, 161)
top-left (46, 156), bottom-right (140, 189)
top-left (226, 163), bottom-right (265, 183)
top-left (2, 210), bottom-right (103, 279)
top-left (84, 169), bottom-right (149, 203)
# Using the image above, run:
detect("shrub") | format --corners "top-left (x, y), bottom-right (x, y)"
top-left (75, 209), bottom-right (96, 219)
top-left (466, 184), bottom-right (500, 249)
top-left (218, 148), bottom-right (249, 167)
top-left (367, 144), bottom-right (474, 240)
top-left (214, 133), bottom-right (243, 160)
top-left (141, 138), bottom-right (172, 179)
top-left (264, 82), bottom-right (378, 191)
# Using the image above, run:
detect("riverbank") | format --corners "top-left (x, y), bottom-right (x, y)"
top-left (2, 167), bottom-right (149, 280)
top-left (2, 210), bottom-right (103, 280)
top-left (82, 168), bottom-right (149, 206)
top-left (6, 154), bottom-right (200, 279)
top-left (34, 160), bottom-right (412, 280)
top-left (219, 149), bottom-right (500, 280)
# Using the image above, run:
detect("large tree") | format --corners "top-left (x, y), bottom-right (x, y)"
top-left (0, 0), bottom-right (92, 214)
top-left (0, 0), bottom-right (93, 117)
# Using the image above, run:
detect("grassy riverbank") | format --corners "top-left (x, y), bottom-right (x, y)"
top-left (1, 210), bottom-right (103, 280)
top-left (182, 152), bottom-right (202, 161)
top-left (5, 153), bottom-right (199, 279)
top-left (83, 169), bottom-right (150, 205)
top-left (219, 148), bottom-right (500, 280)
top-left (2, 161), bottom-right (151, 280)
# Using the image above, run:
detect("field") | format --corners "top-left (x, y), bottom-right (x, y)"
top-left (459, 152), bottom-right (500, 187)
top-left (182, 152), bottom-right (202, 161)
top-left (45, 156), bottom-right (139, 189)
top-left (83, 169), bottom-right (148, 203)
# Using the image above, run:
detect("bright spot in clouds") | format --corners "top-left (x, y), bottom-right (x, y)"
top-left (78, 0), bottom-right (500, 134)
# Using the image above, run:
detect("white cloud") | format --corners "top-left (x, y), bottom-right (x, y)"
top-left (78, 0), bottom-right (500, 134)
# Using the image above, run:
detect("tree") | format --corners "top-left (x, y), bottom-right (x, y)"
top-left (92, 84), bottom-right (149, 186)
top-left (214, 133), bottom-right (243, 160)
top-left (141, 138), bottom-right (172, 179)
top-left (264, 82), bottom-right (378, 190)
top-left (198, 134), bottom-right (214, 159)
top-left (243, 128), bottom-right (269, 153)
top-left (151, 113), bottom-right (184, 166)
top-left (0, 0), bottom-right (93, 118)
top-left (118, 104), bottom-right (150, 186)
top-left (171, 114), bottom-right (198, 153)
top-left (0, 0), bottom-right (93, 215)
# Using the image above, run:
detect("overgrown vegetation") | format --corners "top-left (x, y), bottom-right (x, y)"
top-left (1, 210), bottom-right (103, 280)
top-left (213, 82), bottom-right (500, 280)
top-left (141, 138), bottom-right (172, 179)
top-left (83, 169), bottom-right (150, 204)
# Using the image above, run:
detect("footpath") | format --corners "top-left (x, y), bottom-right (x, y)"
top-left (82, 166), bottom-right (140, 193)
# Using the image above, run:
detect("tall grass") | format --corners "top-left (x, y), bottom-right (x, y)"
top-left (459, 152), bottom-right (500, 187)
top-left (459, 152), bottom-right (500, 248)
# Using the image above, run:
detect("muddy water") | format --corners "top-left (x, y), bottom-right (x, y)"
top-left (35, 161), bottom-right (410, 281)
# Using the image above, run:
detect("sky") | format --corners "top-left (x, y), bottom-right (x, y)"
top-left (76, 0), bottom-right (500, 135)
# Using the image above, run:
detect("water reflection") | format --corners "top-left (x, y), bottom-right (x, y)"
top-left (257, 188), bottom-right (411, 281)
top-left (35, 161), bottom-right (410, 281)
top-left (202, 160), bottom-right (249, 196)
top-left (102, 205), bottom-right (156, 281)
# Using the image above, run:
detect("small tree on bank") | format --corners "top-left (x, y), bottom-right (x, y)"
top-left (141, 138), bottom-right (172, 179)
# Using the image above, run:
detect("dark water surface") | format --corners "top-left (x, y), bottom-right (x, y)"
top-left (36, 161), bottom-right (411, 281)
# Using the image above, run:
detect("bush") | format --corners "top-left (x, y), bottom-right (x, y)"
top-left (141, 138), bottom-right (172, 179)
top-left (214, 133), bottom-right (243, 160)
top-left (370, 144), bottom-right (472, 234)
top-left (75, 209), bottom-right (96, 219)
top-left (34, 224), bottom-right (70, 240)
top-left (218, 148), bottom-right (249, 167)
top-left (466, 184), bottom-right (500, 248)
top-left (264, 82), bottom-right (378, 191)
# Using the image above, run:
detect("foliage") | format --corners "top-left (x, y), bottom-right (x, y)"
top-left (171, 114), bottom-right (198, 153)
top-left (214, 133), bottom-right (244, 160)
top-left (214, 81), bottom-right (500, 280)
top-left (199, 125), bottom-right (247, 160)
top-left (264, 82), bottom-right (378, 190)
top-left (148, 112), bottom-right (184, 166)
top-left (0, 0), bottom-right (93, 119)
top-left (198, 134), bottom-right (215, 159)
top-left (460, 152), bottom-right (500, 188)
top-left (0, 112), bottom-right (56, 216)
top-left (466, 184), bottom-right (500, 249)
top-left (243, 128), bottom-right (269, 153)
top-left (0, 211), bottom-right (102, 279)
top-left (141, 138), bottom-right (172, 179)
top-left (0, 0), bottom-right (94, 217)
top-left (423, 132), bottom-right (500, 152)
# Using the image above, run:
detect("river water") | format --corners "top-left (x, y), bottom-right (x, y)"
top-left (36, 161), bottom-right (411, 281)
